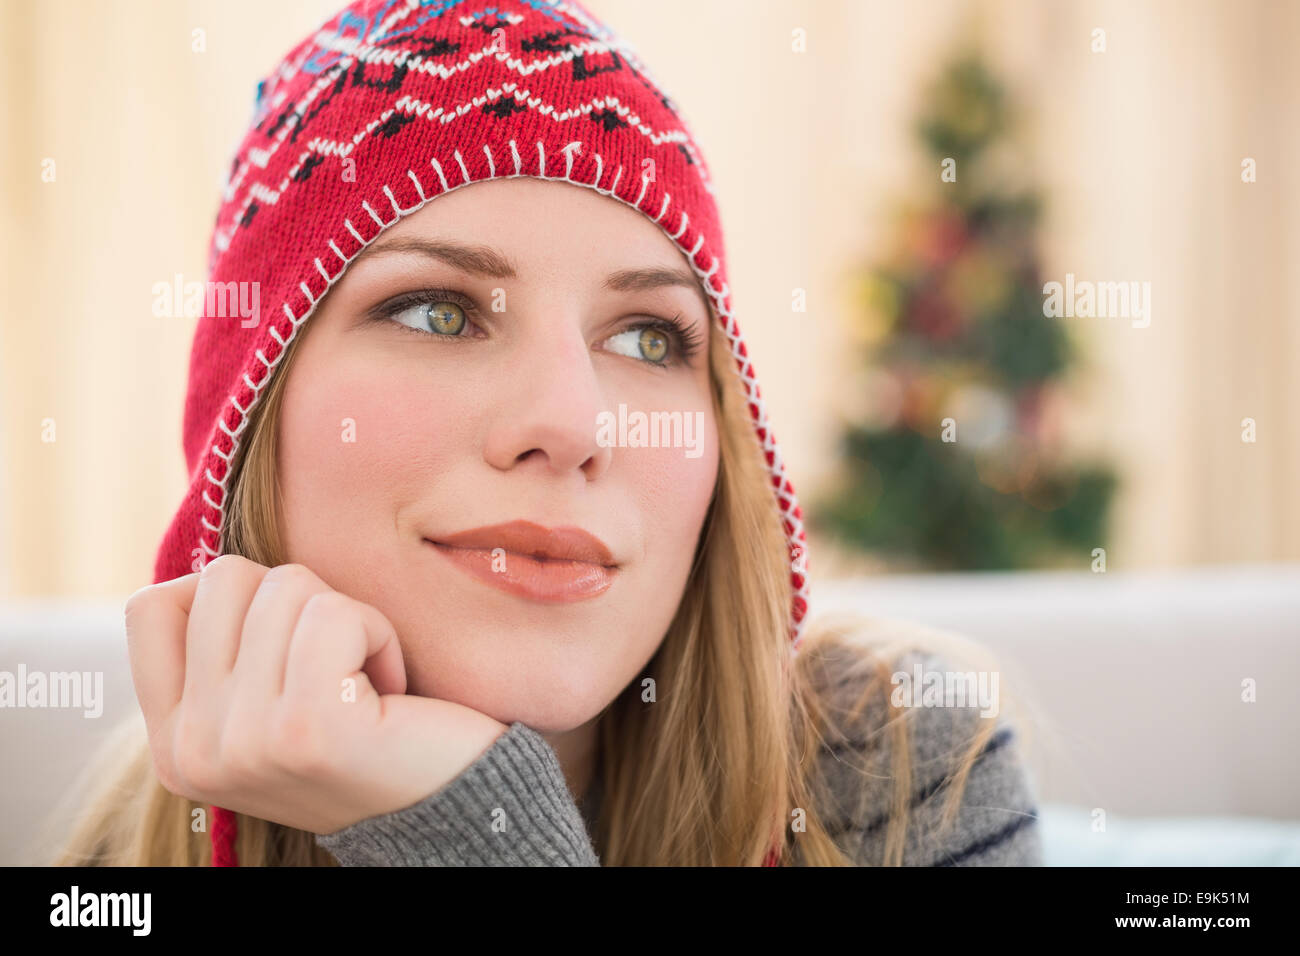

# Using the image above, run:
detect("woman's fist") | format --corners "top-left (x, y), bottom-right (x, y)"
top-left (124, 554), bottom-right (509, 836)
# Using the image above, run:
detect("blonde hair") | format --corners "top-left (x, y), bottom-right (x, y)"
top-left (52, 302), bottom-right (1015, 867)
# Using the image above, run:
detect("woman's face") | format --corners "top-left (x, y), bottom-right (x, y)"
top-left (275, 177), bottom-right (720, 733)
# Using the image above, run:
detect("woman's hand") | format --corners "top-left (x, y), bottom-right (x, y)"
top-left (124, 553), bottom-right (510, 836)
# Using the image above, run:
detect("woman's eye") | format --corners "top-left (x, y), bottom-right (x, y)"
top-left (604, 326), bottom-right (671, 365)
top-left (389, 299), bottom-right (469, 336)
top-left (372, 295), bottom-right (697, 367)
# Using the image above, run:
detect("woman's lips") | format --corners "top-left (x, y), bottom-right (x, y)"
top-left (423, 521), bottom-right (618, 603)
top-left (424, 541), bottom-right (616, 603)
top-left (433, 520), bottom-right (616, 566)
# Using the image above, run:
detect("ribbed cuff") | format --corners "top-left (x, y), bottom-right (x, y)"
top-left (315, 721), bottom-right (600, 866)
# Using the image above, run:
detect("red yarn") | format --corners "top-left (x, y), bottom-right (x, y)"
top-left (210, 806), bottom-right (239, 866)
top-left (150, 0), bottom-right (808, 868)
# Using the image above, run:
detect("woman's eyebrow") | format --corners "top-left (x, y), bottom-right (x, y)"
top-left (354, 237), bottom-right (518, 278)
top-left (603, 266), bottom-right (704, 303)
top-left (353, 237), bottom-right (709, 308)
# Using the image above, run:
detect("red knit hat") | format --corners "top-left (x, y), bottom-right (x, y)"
top-left (153, 0), bottom-right (808, 867)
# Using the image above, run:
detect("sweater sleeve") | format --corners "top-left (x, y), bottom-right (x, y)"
top-left (808, 649), bottom-right (1045, 867)
top-left (314, 720), bottom-right (600, 866)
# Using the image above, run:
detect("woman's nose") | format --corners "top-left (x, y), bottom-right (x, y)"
top-left (480, 317), bottom-right (614, 482)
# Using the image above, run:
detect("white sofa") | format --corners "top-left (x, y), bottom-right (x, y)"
top-left (3, 563), bottom-right (1298, 865)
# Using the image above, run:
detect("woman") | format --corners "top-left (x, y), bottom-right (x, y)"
top-left (55, 0), bottom-right (1042, 866)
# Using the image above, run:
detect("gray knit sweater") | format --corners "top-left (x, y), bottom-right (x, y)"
top-left (315, 650), bottom-right (1044, 866)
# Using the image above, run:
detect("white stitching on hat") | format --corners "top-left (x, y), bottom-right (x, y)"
top-left (430, 157), bottom-right (450, 191)
top-left (362, 200), bottom-right (386, 228)
top-left (383, 185), bottom-right (403, 217)
top-left (314, 257), bottom-right (330, 282)
top-left (509, 139), bottom-right (522, 175)
top-left (454, 149), bottom-right (472, 183)
top-left (344, 219), bottom-right (366, 245)
top-left (563, 141), bottom-right (581, 180)
top-left (407, 169), bottom-right (427, 201)
top-left (671, 211), bottom-right (689, 240)
top-left (483, 144), bottom-right (495, 178)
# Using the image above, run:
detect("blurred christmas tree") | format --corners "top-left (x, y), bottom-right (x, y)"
top-left (813, 50), bottom-right (1117, 571)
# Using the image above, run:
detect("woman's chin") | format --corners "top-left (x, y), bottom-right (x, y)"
top-left (399, 658), bottom-right (615, 732)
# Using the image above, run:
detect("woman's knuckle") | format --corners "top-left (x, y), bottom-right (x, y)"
top-left (218, 713), bottom-right (259, 775)
top-left (300, 590), bottom-right (355, 629)
top-left (147, 740), bottom-right (181, 794)
top-left (299, 588), bottom-right (337, 616)
top-left (260, 563), bottom-right (298, 589)
top-left (171, 737), bottom-right (212, 793)
top-left (215, 730), bottom-right (257, 786)
top-left (199, 553), bottom-right (249, 581)
top-left (269, 706), bottom-right (313, 754)
top-left (270, 707), bottom-right (329, 774)
top-left (170, 710), bottom-right (216, 788)
top-left (123, 585), bottom-right (155, 624)
top-left (262, 563), bottom-right (318, 594)
top-left (287, 743), bottom-right (329, 779)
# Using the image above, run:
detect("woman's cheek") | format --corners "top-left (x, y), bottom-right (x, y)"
top-left (277, 349), bottom-right (474, 557)
top-left (628, 411), bottom-right (720, 579)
